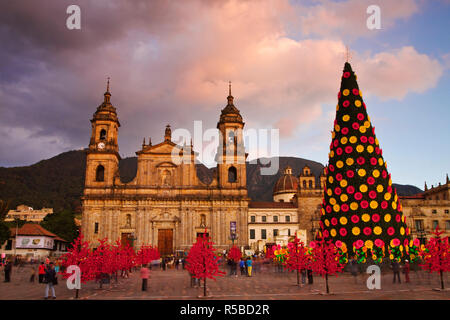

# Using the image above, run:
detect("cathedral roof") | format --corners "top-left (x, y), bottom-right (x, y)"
top-left (273, 166), bottom-right (299, 195)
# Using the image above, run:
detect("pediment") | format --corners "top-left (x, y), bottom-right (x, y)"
top-left (138, 141), bottom-right (182, 155)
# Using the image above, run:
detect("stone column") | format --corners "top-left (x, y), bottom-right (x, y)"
top-left (210, 206), bottom-right (215, 243)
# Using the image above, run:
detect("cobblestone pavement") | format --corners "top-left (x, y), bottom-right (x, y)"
top-left (0, 264), bottom-right (449, 300)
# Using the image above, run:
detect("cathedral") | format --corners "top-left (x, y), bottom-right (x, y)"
top-left (81, 82), bottom-right (249, 255)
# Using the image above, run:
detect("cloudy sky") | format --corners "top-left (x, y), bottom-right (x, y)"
top-left (0, 0), bottom-right (449, 188)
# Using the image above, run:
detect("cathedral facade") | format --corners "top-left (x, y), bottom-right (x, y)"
top-left (81, 83), bottom-right (249, 255)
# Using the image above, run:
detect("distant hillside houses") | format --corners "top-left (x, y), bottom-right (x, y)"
top-left (5, 204), bottom-right (53, 222)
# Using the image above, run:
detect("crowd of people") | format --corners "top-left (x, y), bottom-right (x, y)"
top-left (0, 251), bottom-right (425, 298)
top-left (1, 255), bottom-right (64, 299)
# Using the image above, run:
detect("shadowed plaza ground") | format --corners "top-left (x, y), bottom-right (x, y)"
top-left (0, 263), bottom-right (449, 300)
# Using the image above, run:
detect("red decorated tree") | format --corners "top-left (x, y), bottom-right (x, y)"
top-left (186, 231), bottom-right (225, 297)
top-left (283, 236), bottom-right (310, 286)
top-left (119, 242), bottom-right (137, 274)
top-left (309, 236), bottom-right (345, 294)
top-left (320, 61), bottom-right (410, 262)
top-left (61, 233), bottom-right (96, 298)
top-left (136, 244), bottom-right (160, 266)
top-left (228, 245), bottom-right (241, 262)
top-left (420, 227), bottom-right (450, 290)
top-left (91, 238), bottom-right (119, 288)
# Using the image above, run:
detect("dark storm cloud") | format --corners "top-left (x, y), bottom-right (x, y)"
top-left (0, 0), bottom-right (200, 165)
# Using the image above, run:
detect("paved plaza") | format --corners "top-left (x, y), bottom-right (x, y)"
top-left (0, 263), bottom-right (449, 300)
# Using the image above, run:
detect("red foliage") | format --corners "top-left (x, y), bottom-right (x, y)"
top-left (228, 246), bottom-right (241, 262)
top-left (265, 245), bottom-right (275, 259)
top-left (309, 238), bottom-right (345, 278)
top-left (420, 227), bottom-right (450, 274)
top-left (61, 233), bottom-right (96, 283)
top-left (283, 236), bottom-right (310, 272)
top-left (136, 245), bottom-right (160, 266)
top-left (186, 233), bottom-right (225, 281)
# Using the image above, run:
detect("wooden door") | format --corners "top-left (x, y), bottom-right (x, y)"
top-left (121, 233), bottom-right (132, 248)
top-left (158, 229), bottom-right (173, 256)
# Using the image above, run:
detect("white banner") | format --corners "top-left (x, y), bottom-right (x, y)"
top-left (16, 236), bottom-right (54, 249)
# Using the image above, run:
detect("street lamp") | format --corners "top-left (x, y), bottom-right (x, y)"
top-left (228, 233), bottom-right (238, 246)
top-left (13, 218), bottom-right (19, 257)
top-left (128, 233), bottom-right (137, 249)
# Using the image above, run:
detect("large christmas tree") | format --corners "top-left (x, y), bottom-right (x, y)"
top-left (320, 62), bottom-right (410, 262)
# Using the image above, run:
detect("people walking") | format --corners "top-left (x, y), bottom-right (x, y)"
top-left (30, 266), bottom-right (36, 283)
top-left (3, 259), bottom-right (11, 282)
top-left (307, 268), bottom-right (313, 284)
top-left (239, 258), bottom-right (245, 275)
top-left (43, 262), bottom-right (57, 299)
top-left (227, 258), bottom-right (234, 276)
top-left (246, 257), bottom-right (253, 277)
top-left (301, 269), bottom-right (306, 286)
top-left (140, 264), bottom-right (150, 291)
top-left (403, 260), bottom-right (410, 283)
top-left (391, 259), bottom-right (401, 284)
top-left (38, 262), bottom-right (46, 283)
top-left (350, 256), bottom-right (359, 284)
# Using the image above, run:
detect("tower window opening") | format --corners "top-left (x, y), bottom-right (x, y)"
top-left (99, 129), bottom-right (107, 141)
top-left (228, 166), bottom-right (237, 183)
top-left (95, 165), bottom-right (105, 182)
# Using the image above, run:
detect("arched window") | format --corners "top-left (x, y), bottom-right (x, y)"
top-left (99, 129), bottom-right (107, 140)
top-left (303, 180), bottom-right (306, 188)
top-left (228, 166), bottom-right (237, 183)
top-left (308, 180), bottom-right (313, 188)
top-left (95, 165), bottom-right (105, 182)
top-left (228, 130), bottom-right (235, 144)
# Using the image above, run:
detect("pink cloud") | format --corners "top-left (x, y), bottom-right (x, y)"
top-left (356, 47), bottom-right (444, 100)
top-left (297, 0), bottom-right (419, 39)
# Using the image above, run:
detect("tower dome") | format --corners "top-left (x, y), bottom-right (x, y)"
top-left (273, 166), bottom-right (299, 202)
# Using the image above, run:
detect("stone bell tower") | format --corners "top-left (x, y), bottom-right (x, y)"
top-left (85, 78), bottom-right (121, 188)
top-left (215, 82), bottom-right (248, 189)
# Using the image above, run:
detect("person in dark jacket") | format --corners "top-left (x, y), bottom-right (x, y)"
top-left (391, 260), bottom-right (401, 284)
top-left (3, 259), bottom-right (12, 282)
top-left (43, 262), bottom-right (57, 299)
top-left (307, 268), bottom-right (313, 284)
top-left (350, 257), bottom-right (359, 284)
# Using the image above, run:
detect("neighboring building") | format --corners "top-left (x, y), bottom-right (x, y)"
top-left (5, 205), bottom-right (53, 222)
top-left (247, 165), bottom-right (327, 251)
top-left (0, 224), bottom-right (68, 260)
top-left (248, 201), bottom-right (298, 251)
top-left (82, 82), bottom-right (249, 255)
top-left (400, 175), bottom-right (450, 244)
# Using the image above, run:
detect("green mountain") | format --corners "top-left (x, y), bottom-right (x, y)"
top-left (0, 150), bottom-right (423, 212)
